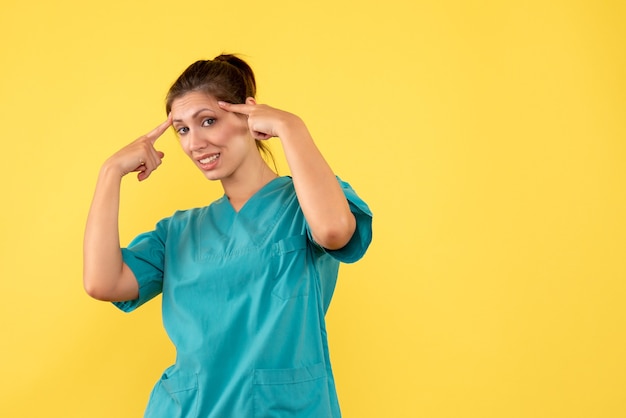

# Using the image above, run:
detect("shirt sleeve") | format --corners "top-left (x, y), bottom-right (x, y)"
top-left (308, 177), bottom-right (373, 263)
top-left (112, 218), bottom-right (169, 313)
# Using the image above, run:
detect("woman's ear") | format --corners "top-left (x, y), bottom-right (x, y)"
top-left (245, 97), bottom-right (257, 105)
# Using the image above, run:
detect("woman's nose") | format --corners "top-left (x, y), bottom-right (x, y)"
top-left (188, 129), bottom-right (208, 151)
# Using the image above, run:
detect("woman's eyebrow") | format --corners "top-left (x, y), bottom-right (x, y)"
top-left (172, 108), bottom-right (216, 123)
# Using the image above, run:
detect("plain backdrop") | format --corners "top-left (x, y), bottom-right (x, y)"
top-left (1, 1), bottom-right (625, 417)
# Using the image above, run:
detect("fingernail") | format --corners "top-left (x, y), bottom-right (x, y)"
top-left (217, 101), bottom-right (226, 106)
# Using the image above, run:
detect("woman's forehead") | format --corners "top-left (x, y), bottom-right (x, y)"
top-left (171, 92), bottom-right (219, 119)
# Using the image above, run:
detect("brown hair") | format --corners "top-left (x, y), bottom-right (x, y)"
top-left (166, 54), bottom-right (275, 168)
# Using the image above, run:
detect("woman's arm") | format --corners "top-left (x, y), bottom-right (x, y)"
top-left (219, 99), bottom-right (356, 250)
top-left (83, 117), bottom-right (171, 301)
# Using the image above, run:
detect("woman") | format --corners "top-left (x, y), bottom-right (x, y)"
top-left (83, 54), bottom-right (372, 417)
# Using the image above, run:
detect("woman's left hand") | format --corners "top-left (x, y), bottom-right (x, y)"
top-left (221, 97), bottom-right (355, 250)
top-left (218, 98), bottom-right (303, 140)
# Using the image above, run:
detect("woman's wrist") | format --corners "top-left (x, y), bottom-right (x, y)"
top-left (100, 157), bottom-right (126, 180)
top-left (276, 113), bottom-right (308, 142)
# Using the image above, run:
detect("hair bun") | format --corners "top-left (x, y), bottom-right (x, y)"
top-left (166, 53), bottom-right (256, 113)
top-left (213, 54), bottom-right (256, 97)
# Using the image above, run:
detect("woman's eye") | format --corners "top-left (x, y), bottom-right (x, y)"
top-left (202, 118), bottom-right (216, 127)
top-left (176, 127), bottom-right (189, 135)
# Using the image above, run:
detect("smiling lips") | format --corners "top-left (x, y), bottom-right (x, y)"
top-left (199, 153), bottom-right (220, 166)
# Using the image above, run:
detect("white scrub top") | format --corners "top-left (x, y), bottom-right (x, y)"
top-left (114, 176), bottom-right (373, 417)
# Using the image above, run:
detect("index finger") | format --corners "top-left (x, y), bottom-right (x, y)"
top-left (218, 101), bottom-right (254, 116)
top-left (146, 113), bottom-right (173, 144)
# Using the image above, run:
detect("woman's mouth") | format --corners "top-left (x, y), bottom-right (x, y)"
top-left (198, 153), bottom-right (220, 169)
top-left (199, 154), bottom-right (220, 164)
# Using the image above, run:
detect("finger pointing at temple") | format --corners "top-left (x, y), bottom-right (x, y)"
top-left (146, 113), bottom-right (173, 144)
top-left (218, 99), bottom-right (279, 140)
top-left (217, 101), bottom-right (255, 117)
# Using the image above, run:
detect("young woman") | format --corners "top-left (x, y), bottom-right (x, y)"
top-left (83, 54), bottom-right (372, 417)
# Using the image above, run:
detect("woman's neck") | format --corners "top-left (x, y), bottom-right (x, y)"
top-left (221, 161), bottom-right (278, 212)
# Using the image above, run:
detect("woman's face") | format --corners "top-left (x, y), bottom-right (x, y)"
top-left (170, 91), bottom-right (257, 182)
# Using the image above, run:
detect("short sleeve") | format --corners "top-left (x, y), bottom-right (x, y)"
top-left (309, 177), bottom-right (373, 263)
top-left (112, 218), bottom-right (169, 313)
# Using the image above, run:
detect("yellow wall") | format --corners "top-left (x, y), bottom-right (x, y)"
top-left (1, 1), bottom-right (625, 417)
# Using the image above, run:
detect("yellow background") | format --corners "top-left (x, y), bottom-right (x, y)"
top-left (1, 1), bottom-right (625, 417)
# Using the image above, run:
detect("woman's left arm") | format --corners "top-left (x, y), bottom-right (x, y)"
top-left (276, 112), bottom-right (356, 250)
top-left (219, 99), bottom-right (356, 250)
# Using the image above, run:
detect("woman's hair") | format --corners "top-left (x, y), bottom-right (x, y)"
top-left (166, 54), bottom-right (275, 168)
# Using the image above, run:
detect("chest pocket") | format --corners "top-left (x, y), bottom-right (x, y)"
top-left (270, 235), bottom-right (313, 301)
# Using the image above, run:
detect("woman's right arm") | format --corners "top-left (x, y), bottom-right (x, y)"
top-left (83, 116), bottom-right (171, 301)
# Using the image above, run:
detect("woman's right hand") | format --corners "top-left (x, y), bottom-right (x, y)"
top-left (105, 115), bottom-right (172, 181)
top-left (83, 115), bottom-right (173, 302)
